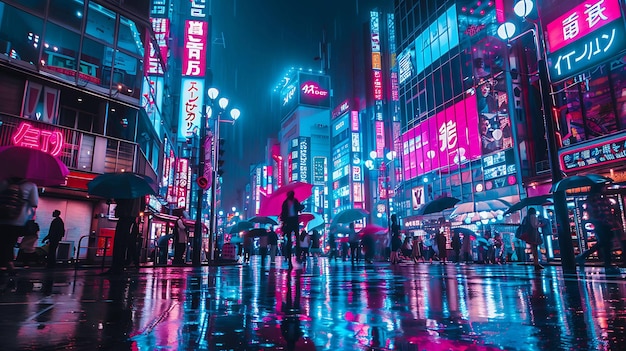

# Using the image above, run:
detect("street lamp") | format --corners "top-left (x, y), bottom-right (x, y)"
top-left (496, 0), bottom-right (575, 272)
top-left (205, 88), bottom-right (240, 263)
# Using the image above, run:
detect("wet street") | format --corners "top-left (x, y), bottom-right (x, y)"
top-left (0, 258), bottom-right (625, 351)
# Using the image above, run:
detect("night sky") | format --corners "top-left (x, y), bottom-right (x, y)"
top-left (208, 0), bottom-right (388, 210)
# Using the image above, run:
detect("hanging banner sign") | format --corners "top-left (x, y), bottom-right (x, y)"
top-left (559, 131), bottom-right (626, 171)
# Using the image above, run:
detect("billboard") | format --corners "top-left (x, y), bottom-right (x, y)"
top-left (401, 97), bottom-right (481, 180)
top-left (178, 78), bottom-right (204, 140)
top-left (145, 17), bottom-right (169, 75)
top-left (182, 19), bottom-right (208, 77)
top-left (546, 0), bottom-right (626, 82)
top-left (299, 73), bottom-right (331, 109)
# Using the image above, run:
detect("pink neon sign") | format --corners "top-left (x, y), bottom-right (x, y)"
top-left (546, 0), bottom-right (621, 53)
top-left (145, 18), bottom-right (169, 75)
top-left (12, 122), bottom-right (64, 157)
top-left (401, 98), bottom-right (480, 181)
top-left (301, 81), bottom-right (329, 98)
top-left (182, 20), bottom-right (208, 77)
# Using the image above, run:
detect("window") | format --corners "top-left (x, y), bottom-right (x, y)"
top-left (41, 22), bottom-right (81, 84)
top-left (48, 0), bottom-right (84, 31)
top-left (117, 15), bottom-right (144, 56)
top-left (81, 36), bottom-right (113, 89)
top-left (0, 3), bottom-right (43, 65)
top-left (86, 2), bottom-right (116, 42)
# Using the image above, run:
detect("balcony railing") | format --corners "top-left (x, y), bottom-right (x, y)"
top-left (0, 113), bottom-right (156, 182)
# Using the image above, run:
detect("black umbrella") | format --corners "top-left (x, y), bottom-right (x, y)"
top-left (87, 172), bottom-right (156, 199)
top-left (504, 195), bottom-right (553, 215)
top-left (246, 228), bottom-right (269, 238)
top-left (550, 174), bottom-right (613, 192)
top-left (416, 196), bottom-right (460, 215)
top-left (248, 216), bottom-right (279, 226)
top-left (452, 227), bottom-right (477, 239)
top-left (228, 221), bottom-right (254, 234)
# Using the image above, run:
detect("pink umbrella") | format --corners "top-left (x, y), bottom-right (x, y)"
top-left (358, 224), bottom-right (388, 237)
top-left (0, 146), bottom-right (69, 186)
top-left (258, 181), bottom-right (313, 216)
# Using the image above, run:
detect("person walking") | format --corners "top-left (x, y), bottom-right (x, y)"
top-left (298, 229), bottom-right (310, 264)
top-left (451, 231), bottom-right (462, 263)
top-left (157, 233), bottom-right (173, 265)
top-left (0, 178), bottom-right (38, 273)
top-left (521, 207), bottom-right (544, 270)
top-left (309, 229), bottom-right (322, 257)
top-left (125, 218), bottom-right (141, 267)
top-left (106, 197), bottom-right (142, 275)
top-left (259, 229), bottom-right (269, 267)
top-left (42, 210), bottom-right (64, 268)
top-left (576, 187), bottom-right (620, 271)
top-left (390, 214), bottom-right (402, 264)
top-left (436, 229), bottom-right (448, 264)
top-left (268, 226), bottom-right (279, 265)
top-left (348, 223), bottom-right (360, 264)
top-left (18, 218), bottom-right (40, 267)
top-left (172, 215), bottom-right (187, 265)
top-left (461, 232), bottom-right (473, 263)
top-left (280, 190), bottom-right (304, 268)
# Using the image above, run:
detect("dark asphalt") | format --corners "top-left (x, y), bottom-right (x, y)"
top-left (0, 257), bottom-right (624, 351)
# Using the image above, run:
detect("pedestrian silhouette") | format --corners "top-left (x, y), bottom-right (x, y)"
top-left (42, 210), bottom-right (64, 268)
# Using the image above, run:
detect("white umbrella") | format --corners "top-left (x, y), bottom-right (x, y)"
top-left (450, 199), bottom-right (511, 218)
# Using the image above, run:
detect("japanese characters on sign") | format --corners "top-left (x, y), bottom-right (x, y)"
top-left (298, 73), bottom-right (331, 108)
top-left (313, 157), bottom-right (327, 185)
top-left (546, 0), bottom-right (622, 53)
top-left (175, 158), bottom-right (190, 209)
top-left (12, 122), bottom-right (64, 157)
top-left (401, 98), bottom-right (481, 181)
top-left (559, 131), bottom-right (626, 171)
top-left (546, 0), bottom-right (626, 81)
top-left (146, 18), bottom-right (169, 75)
top-left (370, 10), bottom-right (383, 101)
top-left (182, 20), bottom-right (208, 77)
top-left (299, 137), bottom-right (310, 184)
top-left (150, 0), bottom-right (169, 17)
top-left (178, 78), bottom-right (205, 140)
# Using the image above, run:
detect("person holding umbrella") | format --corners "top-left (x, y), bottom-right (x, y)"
top-left (106, 197), bottom-right (142, 275)
top-left (280, 190), bottom-right (304, 268)
top-left (0, 177), bottom-right (38, 273)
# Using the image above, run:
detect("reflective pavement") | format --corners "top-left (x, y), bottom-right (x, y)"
top-left (0, 258), bottom-right (625, 350)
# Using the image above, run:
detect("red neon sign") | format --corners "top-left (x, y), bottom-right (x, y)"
top-left (546, 0), bottom-right (621, 53)
top-left (12, 122), bottom-right (64, 157)
top-left (301, 81), bottom-right (329, 98)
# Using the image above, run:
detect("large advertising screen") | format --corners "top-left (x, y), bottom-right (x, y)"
top-left (178, 78), bottom-right (204, 140)
top-left (545, 0), bottom-right (626, 81)
top-left (299, 73), bottom-right (331, 108)
top-left (401, 97), bottom-right (481, 180)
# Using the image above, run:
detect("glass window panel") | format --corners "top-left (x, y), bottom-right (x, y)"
top-left (433, 68), bottom-right (443, 107)
top-left (86, 1), bottom-right (116, 43)
top-left (611, 63), bottom-right (626, 129)
top-left (49, 0), bottom-right (84, 31)
top-left (81, 36), bottom-right (114, 89)
top-left (117, 16), bottom-right (144, 56)
top-left (41, 22), bottom-right (81, 83)
top-left (582, 67), bottom-right (618, 138)
top-left (112, 50), bottom-right (141, 99)
top-left (12, 0), bottom-right (46, 15)
top-left (450, 56), bottom-right (461, 98)
top-left (0, 4), bottom-right (42, 65)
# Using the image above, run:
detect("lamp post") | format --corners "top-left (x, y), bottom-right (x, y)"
top-left (497, 0), bottom-right (575, 272)
top-left (206, 88), bottom-right (240, 263)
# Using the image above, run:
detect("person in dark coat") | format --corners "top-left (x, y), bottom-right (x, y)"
top-left (106, 198), bottom-right (141, 274)
top-left (451, 231), bottom-right (462, 263)
top-left (436, 230), bottom-right (447, 264)
top-left (280, 190), bottom-right (304, 268)
top-left (42, 210), bottom-right (64, 268)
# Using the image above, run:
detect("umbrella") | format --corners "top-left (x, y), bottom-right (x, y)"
top-left (246, 228), bottom-right (269, 238)
top-left (476, 237), bottom-right (490, 247)
top-left (450, 199), bottom-right (511, 218)
top-left (258, 181), bottom-right (313, 216)
top-left (0, 146), bottom-right (69, 186)
top-left (228, 221), bottom-right (254, 234)
top-left (453, 227), bottom-right (477, 239)
top-left (504, 195), bottom-right (553, 215)
top-left (551, 174), bottom-right (613, 192)
top-left (248, 216), bottom-right (278, 226)
top-left (330, 224), bottom-right (352, 235)
top-left (87, 172), bottom-right (156, 199)
top-left (299, 212), bottom-right (324, 230)
top-left (358, 224), bottom-right (388, 237)
top-left (306, 213), bottom-right (325, 231)
top-left (299, 213), bottom-right (315, 225)
top-left (331, 208), bottom-right (369, 224)
top-left (416, 196), bottom-right (460, 215)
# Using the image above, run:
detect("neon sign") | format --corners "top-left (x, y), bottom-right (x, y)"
top-left (301, 81), bottom-right (328, 98)
top-left (12, 122), bottom-right (64, 157)
top-left (546, 0), bottom-right (621, 53)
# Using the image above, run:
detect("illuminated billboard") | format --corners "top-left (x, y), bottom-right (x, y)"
top-left (545, 0), bottom-right (626, 81)
top-left (401, 97), bottom-right (481, 180)
top-left (145, 17), bottom-right (169, 75)
top-left (299, 73), bottom-right (331, 109)
top-left (178, 78), bottom-right (204, 140)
